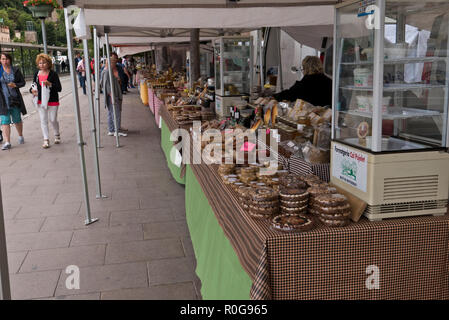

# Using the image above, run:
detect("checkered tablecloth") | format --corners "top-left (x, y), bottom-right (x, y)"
top-left (189, 158), bottom-right (449, 300)
top-left (288, 156), bottom-right (330, 182)
top-left (148, 87), bottom-right (155, 114)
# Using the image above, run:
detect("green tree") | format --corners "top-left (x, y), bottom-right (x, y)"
top-left (0, 8), bottom-right (16, 39)
top-left (16, 11), bottom-right (34, 31)
top-left (1, 0), bottom-right (25, 11)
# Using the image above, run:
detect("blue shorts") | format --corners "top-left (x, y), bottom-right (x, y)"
top-left (1, 107), bottom-right (22, 125)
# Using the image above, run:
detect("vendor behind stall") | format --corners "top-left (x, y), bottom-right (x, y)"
top-left (273, 56), bottom-right (332, 107)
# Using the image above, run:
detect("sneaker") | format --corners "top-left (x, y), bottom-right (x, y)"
top-left (42, 140), bottom-right (50, 149)
top-left (1, 142), bottom-right (11, 150)
top-left (114, 132), bottom-right (128, 137)
top-left (18, 136), bottom-right (25, 144)
top-left (108, 132), bottom-right (114, 136)
top-left (54, 135), bottom-right (61, 144)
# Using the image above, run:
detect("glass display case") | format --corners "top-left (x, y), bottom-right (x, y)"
top-left (333, 0), bottom-right (449, 152)
top-left (186, 49), bottom-right (213, 87)
top-left (331, 0), bottom-right (449, 221)
top-left (214, 36), bottom-right (253, 97)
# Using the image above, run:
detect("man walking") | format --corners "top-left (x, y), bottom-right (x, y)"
top-left (76, 56), bottom-right (87, 95)
top-left (74, 53), bottom-right (82, 87)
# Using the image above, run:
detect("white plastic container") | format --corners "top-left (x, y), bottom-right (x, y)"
top-left (356, 96), bottom-right (371, 112)
top-left (354, 68), bottom-right (373, 87)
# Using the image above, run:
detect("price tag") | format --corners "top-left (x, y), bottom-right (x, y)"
top-left (297, 124), bottom-right (305, 132)
top-left (287, 141), bottom-right (295, 148)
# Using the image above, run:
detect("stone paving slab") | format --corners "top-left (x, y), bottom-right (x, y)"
top-left (101, 282), bottom-right (197, 300)
top-left (7, 251), bottom-right (28, 274)
top-left (10, 270), bottom-right (61, 300)
top-left (40, 211), bottom-right (110, 232)
top-left (109, 208), bottom-right (174, 226)
top-left (4, 218), bottom-right (45, 234)
top-left (147, 257), bottom-right (197, 286)
top-left (70, 224), bottom-right (143, 246)
top-left (105, 239), bottom-right (185, 264)
top-left (6, 231), bottom-right (73, 252)
top-left (19, 244), bottom-right (106, 273)
top-left (54, 262), bottom-right (148, 296)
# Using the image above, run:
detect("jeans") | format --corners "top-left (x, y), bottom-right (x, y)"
top-left (78, 74), bottom-right (86, 95)
top-left (121, 74), bottom-right (129, 92)
top-left (37, 106), bottom-right (60, 140)
top-left (106, 96), bottom-right (122, 132)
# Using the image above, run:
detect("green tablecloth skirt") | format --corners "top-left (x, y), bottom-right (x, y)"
top-left (160, 120), bottom-right (185, 185)
top-left (185, 165), bottom-right (252, 299)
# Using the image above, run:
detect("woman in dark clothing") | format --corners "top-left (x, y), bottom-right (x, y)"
top-left (0, 53), bottom-right (27, 150)
top-left (273, 56), bottom-right (333, 107)
top-left (30, 53), bottom-right (62, 149)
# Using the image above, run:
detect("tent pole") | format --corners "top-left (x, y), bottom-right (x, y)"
top-left (93, 28), bottom-right (102, 149)
top-left (83, 37), bottom-right (106, 201)
top-left (63, 8), bottom-right (97, 226)
top-left (277, 28), bottom-right (283, 91)
top-left (0, 184), bottom-right (11, 300)
top-left (105, 34), bottom-right (121, 147)
top-left (41, 18), bottom-right (48, 54)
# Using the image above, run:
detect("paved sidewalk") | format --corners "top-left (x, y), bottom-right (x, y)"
top-left (0, 85), bottom-right (201, 300)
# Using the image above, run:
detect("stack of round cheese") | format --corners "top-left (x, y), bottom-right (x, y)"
top-left (279, 174), bottom-right (308, 190)
top-left (279, 188), bottom-right (309, 215)
top-left (310, 193), bottom-right (351, 227)
top-left (248, 187), bottom-right (279, 219)
top-left (271, 213), bottom-right (314, 232)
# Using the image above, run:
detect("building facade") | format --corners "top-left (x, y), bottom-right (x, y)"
top-left (0, 26), bottom-right (10, 43)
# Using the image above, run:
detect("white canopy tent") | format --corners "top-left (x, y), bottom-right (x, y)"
top-left (115, 46), bottom-right (154, 58)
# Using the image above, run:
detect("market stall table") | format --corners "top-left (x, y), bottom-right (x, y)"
top-left (186, 160), bottom-right (449, 300)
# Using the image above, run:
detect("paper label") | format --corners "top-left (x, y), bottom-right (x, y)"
top-left (332, 143), bottom-right (368, 192)
top-left (287, 141), bottom-right (295, 148)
